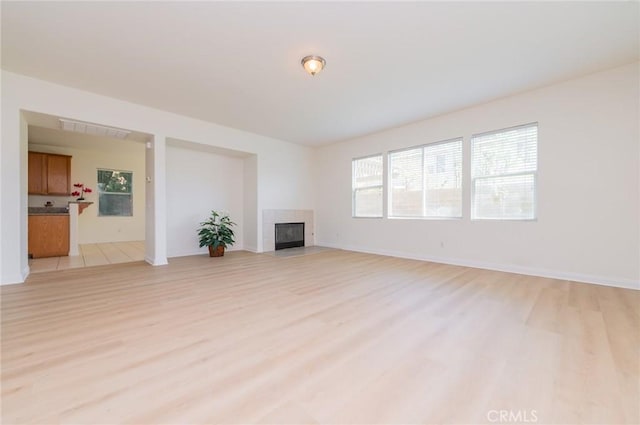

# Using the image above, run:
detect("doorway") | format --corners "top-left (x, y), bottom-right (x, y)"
top-left (24, 111), bottom-right (151, 272)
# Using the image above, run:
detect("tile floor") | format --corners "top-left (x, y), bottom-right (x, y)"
top-left (29, 240), bottom-right (145, 273)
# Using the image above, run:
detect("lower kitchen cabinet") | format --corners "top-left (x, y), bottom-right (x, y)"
top-left (28, 215), bottom-right (70, 258)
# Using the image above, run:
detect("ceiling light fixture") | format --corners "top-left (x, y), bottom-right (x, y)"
top-left (301, 55), bottom-right (326, 76)
top-left (59, 118), bottom-right (131, 139)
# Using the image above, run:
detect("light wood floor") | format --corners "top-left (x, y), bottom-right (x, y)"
top-left (2, 250), bottom-right (638, 424)
top-left (29, 240), bottom-right (145, 273)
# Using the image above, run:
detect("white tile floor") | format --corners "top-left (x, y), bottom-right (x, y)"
top-left (29, 240), bottom-right (145, 273)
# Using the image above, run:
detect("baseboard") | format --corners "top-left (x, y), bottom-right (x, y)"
top-left (167, 247), bottom-right (254, 258)
top-left (22, 264), bottom-right (30, 282)
top-left (145, 256), bottom-right (169, 266)
top-left (0, 265), bottom-right (30, 285)
top-left (168, 250), bottom-right (207, 258)
top-left (317, 241), bottom-right (639, 291)
top-left (0, 278), bottom-right (24, 286)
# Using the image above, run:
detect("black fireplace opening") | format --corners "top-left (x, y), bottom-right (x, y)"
top-left (275, 222), bottom-right (305, 250)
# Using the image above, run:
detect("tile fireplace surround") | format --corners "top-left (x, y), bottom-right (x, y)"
top-left (262, 209), bottom-right (314, 252)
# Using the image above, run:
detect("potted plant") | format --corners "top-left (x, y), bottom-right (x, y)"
top-left (197, 210), bottom-right (236, 257)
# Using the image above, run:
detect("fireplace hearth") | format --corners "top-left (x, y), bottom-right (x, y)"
top-left (275, 222), bottom-right (305, 250)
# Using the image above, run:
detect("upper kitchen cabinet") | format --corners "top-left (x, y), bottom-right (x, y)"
top-left (46, 154), bottom-right (71, 194)
top-left (28, 152), bottom-right (47, 194)
top-left (28, 151), bottom-right (72, 195)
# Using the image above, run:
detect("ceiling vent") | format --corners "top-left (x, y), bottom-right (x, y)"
top-left (59, 119), bottom-right (131, 139)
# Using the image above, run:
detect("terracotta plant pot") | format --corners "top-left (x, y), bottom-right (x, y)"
top-left (208, 245), bottom-right (225, 257)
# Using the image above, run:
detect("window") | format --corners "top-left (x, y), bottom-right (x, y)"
top-left (389, 138), bottom-right (462, 218)
top-left (97, 169), bottom-right (133, 217)
top-left (352, 155), bottom-right (383, 217)
top-left (471, 123), bottom-right (537, 220)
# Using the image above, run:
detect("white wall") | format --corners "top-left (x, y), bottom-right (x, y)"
top-left (28, 142), bottom-right (146, 244)
top-left (166, 143), bottom-right (245, 257)
top-left (1, 70), bottom-right (315, 284)
top-left (315, 62), bottom-right (640, 289)
top-left (243, 155), bottom-right (258, 252)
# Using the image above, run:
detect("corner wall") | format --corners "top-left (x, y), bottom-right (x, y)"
top-left (314, 62), bottom-right (640, 289)
top-left (243, 155), bottom-right (258, 252)
top-left (166, 142), bottom-right (245, 257)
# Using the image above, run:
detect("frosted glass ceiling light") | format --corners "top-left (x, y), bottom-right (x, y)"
top-left (301, 55), bottom-right (326, 76)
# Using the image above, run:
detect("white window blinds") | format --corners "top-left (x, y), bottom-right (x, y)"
top-left (471, 123), bottom-right (538, 219)
top-left (352, 155), bottom-right (383, 217)
top-left (389, 147), bottom-right (423, 217)
top-left (389, 138), bottom-right (462, 218)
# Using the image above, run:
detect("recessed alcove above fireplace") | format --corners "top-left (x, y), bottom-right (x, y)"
top-left (262, 209), bottom-right (314, 252)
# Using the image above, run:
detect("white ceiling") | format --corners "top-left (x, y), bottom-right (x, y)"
top-left (2, 2), bottom-right (638, 146)
top-left (28, 125), bottom-right (146, 154)
top-left (25, 111), bottom-right (149, 153)
top-left (23, 109), bottom-right (149, 153)
top-left (24, 111), bottom-right (151, 143)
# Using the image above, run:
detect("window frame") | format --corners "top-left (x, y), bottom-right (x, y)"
top-left (388, 137), bottom-right (463, 219)
top-left (352, 153), bottom-right (384, 218)
top-left (97, 168), bottom-right (134, 217)
top-left (470, 122), bottom-right (538, 221)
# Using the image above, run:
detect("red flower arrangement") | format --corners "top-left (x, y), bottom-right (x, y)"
top-left (71, 183), bottom-right (92, 201)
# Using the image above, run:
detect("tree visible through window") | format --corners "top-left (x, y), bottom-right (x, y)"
top-left (97, 169), bottom-right (133, 216)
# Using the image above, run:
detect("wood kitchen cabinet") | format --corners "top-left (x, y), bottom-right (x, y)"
top-left (28, 151), bottom-right (71, 195)
top-left (28, 152), bottom-right (48, 194)
top-left (28, 215), bottom-right (70, 258)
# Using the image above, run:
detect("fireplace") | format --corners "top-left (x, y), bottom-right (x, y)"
top-left (275, 222), bottom-right (305, 250)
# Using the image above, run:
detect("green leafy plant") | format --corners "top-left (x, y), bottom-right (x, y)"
top-left (197, 210), bottom-right (236, 250)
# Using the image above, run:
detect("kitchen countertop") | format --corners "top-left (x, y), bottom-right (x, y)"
top-left (28, 207), bottom-right (69, 215)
